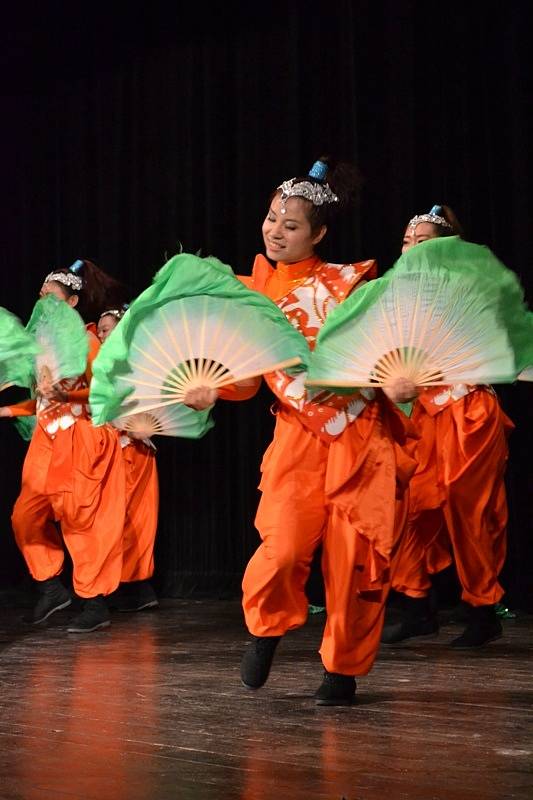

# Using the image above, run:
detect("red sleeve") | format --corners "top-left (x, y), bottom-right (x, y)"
top-left (218, 378), bottom-right (262, 402)
top-left (7, 398), bottom-right (37, 417)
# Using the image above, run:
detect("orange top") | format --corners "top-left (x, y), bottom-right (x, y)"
top-left (244, 254), bottom-right (379, 443)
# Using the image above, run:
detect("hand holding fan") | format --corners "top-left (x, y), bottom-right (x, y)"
top-left (90, 252), bottom-right (309, 434)
top-left (307, 260), bottom-right (517, 391)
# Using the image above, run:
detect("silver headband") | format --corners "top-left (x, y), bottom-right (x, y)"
top-left (408, 213), bottom-right (453, 231)
top-left (44, 271), bottom-right (83, 291)
top-left (278, 178), bottom-right (339, 215)
top-left (99, 308), bottom-right (124, 322)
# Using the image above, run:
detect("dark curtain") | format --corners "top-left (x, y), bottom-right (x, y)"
top-left (1, 2), bottom-right (531, 605)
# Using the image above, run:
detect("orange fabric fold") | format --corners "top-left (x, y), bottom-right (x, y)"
top-left (121, 440), bottom-right (159, 582)
top-left (391, 390), bottom-right (511, 605)
top-left (12, 420), bottom-right (126, 597)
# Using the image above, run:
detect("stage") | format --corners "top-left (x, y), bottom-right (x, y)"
top-left (0, 599), bottom-right (531, 799)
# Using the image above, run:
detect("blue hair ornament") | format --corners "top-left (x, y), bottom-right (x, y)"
top-left (428, 205), bottom-right (443, 216)
top-left (69, 259), bottom-right (84, 274)
top-left (308, 160), bottom-right (328, 182)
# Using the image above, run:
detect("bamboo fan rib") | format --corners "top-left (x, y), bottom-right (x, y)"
top-left (114, 405), bottom-right (214, 440)
top-left (307, 270), bottom-right (516, 389)
top-left (89, 251), bottom-right (310, 436)
top-left (115, 295), bottom-right (301, 418)
top-left (518, 366), bottom-right (533, 381)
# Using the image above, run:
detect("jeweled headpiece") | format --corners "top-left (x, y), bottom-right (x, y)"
top-left (44, 259), bottom-right (84, 292)
top-left (278, 160), bottom-right (339, 215)
top-left (99, 306), bottom-right (127, 322)
top-left (408, 204), bottom-right (453, 231)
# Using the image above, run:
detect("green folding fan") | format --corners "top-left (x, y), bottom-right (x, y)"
top-left (306, 258), bottom-right (519, 390)
top-left (391, 236), bottom-right (533, 376)
top-left (25, 294), bottom-right (89, 388)
top-left (90, 252), bottom-right (309, 434)
top-left (112, 406), bottom-right (214, 440)
top-left (0, 307), bottom-right (40, 390)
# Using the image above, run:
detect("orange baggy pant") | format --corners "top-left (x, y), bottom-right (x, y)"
top-left (242, 402), bottom-right (409, 676)
top-left (121, 441), bottom-right (159, 582)
top-left (12, 420), bottom-right (126, 598)
top-left (391, 391), bottom-right (511, 606)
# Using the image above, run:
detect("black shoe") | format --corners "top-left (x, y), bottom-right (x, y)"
top-left (110, 581), bottom-right (159, 612)
top-left (450, 604), bottom-right (503, 649)
top-left (381, 594), bottom-right (439, 644)
top-left (24, 577), bottom-right (72, 624)
top-left (67, 596), bottom-right (111, 633)
top-left (381, 595), bottom-right (438, 644)
top-left (240, 635), bottom-right (281, 689)
top-left (314, 671), bottom-right (356, 706)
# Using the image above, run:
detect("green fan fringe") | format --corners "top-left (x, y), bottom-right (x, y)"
top-left (90, 252), bottom-right (310, 432)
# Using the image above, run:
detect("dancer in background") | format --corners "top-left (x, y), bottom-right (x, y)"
top-left (96, 307), bottom-right (159, 612)
top-left (383, 206), bottom-right (513, 648)
top-left (185, 157), bottom-right (417, 705)
top-left (0, 259), bottom-right (128, 633)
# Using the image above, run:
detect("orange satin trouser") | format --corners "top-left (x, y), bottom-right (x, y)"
top-left (242, 404), bottom-right (404, 676)
top-left (12, 420), bottom-right (126, 598)
top-left (121, 441), bottom-right (159, 582)
top-left (391, 391), bottom-right (510, 606)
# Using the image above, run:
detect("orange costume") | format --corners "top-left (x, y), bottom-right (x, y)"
top-left (118, 435), bottom-right (159, 583)
top-left (241, 255), bottom-right (417, 675)
top-left (9, 329), bottom-right (127, 598)
top-left (391, 385), bottom-right (513, 607)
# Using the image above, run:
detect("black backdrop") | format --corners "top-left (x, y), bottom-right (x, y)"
top-left (1, 2), bottom-right (532, 606)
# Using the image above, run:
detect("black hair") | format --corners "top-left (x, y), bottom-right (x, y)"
top-left (273, 155), bottom-right (362, 234)
top-left (45, 259), bottom-right (127, 322)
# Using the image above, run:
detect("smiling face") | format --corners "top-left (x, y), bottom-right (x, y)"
top-left (261, 192), bottom-right (327, 264)
top-left (97, 313), bottom-right (118, 343)
top-left (401, 221), bottom-right (441, 253)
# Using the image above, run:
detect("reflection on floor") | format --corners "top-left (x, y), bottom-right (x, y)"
top-left (0, 599), bottom-right (531, 800)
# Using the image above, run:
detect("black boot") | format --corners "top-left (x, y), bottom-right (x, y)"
top-left (25, 577), bottom-right (72, 624)
top-left (240, 635), bottom-right (281, 689)
top-left (67, 596), bottom-right (111, 633)
top-left (314, 671), bottom-right (356, 706)
top-left (381, 594), bottom-right (438, 644)
top-left (450, 604), bottom-right (503, 649)
top-left (110, 581), bottom-right (159, 612)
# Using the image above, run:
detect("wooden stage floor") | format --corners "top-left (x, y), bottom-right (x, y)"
top-left (0, 599), bottom-right (531, 800)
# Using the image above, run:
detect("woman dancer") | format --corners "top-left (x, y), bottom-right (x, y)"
top-left (185, 158), bottom-right (417, 705)
top-left (0, 260), bottom-right (128, 633)
top-left (383, 206), bottom-right (513, 648)
top-left (96, 307), bottom-right (159, 612)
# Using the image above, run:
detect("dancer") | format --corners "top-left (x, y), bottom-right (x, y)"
top-left (185, 158), bottom-right (417, 705)
top-left (383, 206), bottom-right (513, 648)
top-left (96, 307), bottom-right (159, 612)
top-left (0, 260), bottom-right (128, 633)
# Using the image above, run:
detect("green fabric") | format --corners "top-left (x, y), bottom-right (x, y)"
top-left (307, 237), bottom-right (531, 389)
top-left (26, 295), bottom-right (88, 384)
top-left (396, 401), bottom-right (413, 417)
top-left (90, 252), bottom-right (309, 433)
top-left (391, 237), bottom-right (533, 374)
top-left (0, 307), bottom-right (39, 389)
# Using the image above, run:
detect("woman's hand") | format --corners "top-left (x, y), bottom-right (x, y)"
top-left (0, 407), bottom-right (13, 418)
top-left (183, 386), bottom-right (219, 411)
top-left (382, 378), bottom-right (419, 404)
